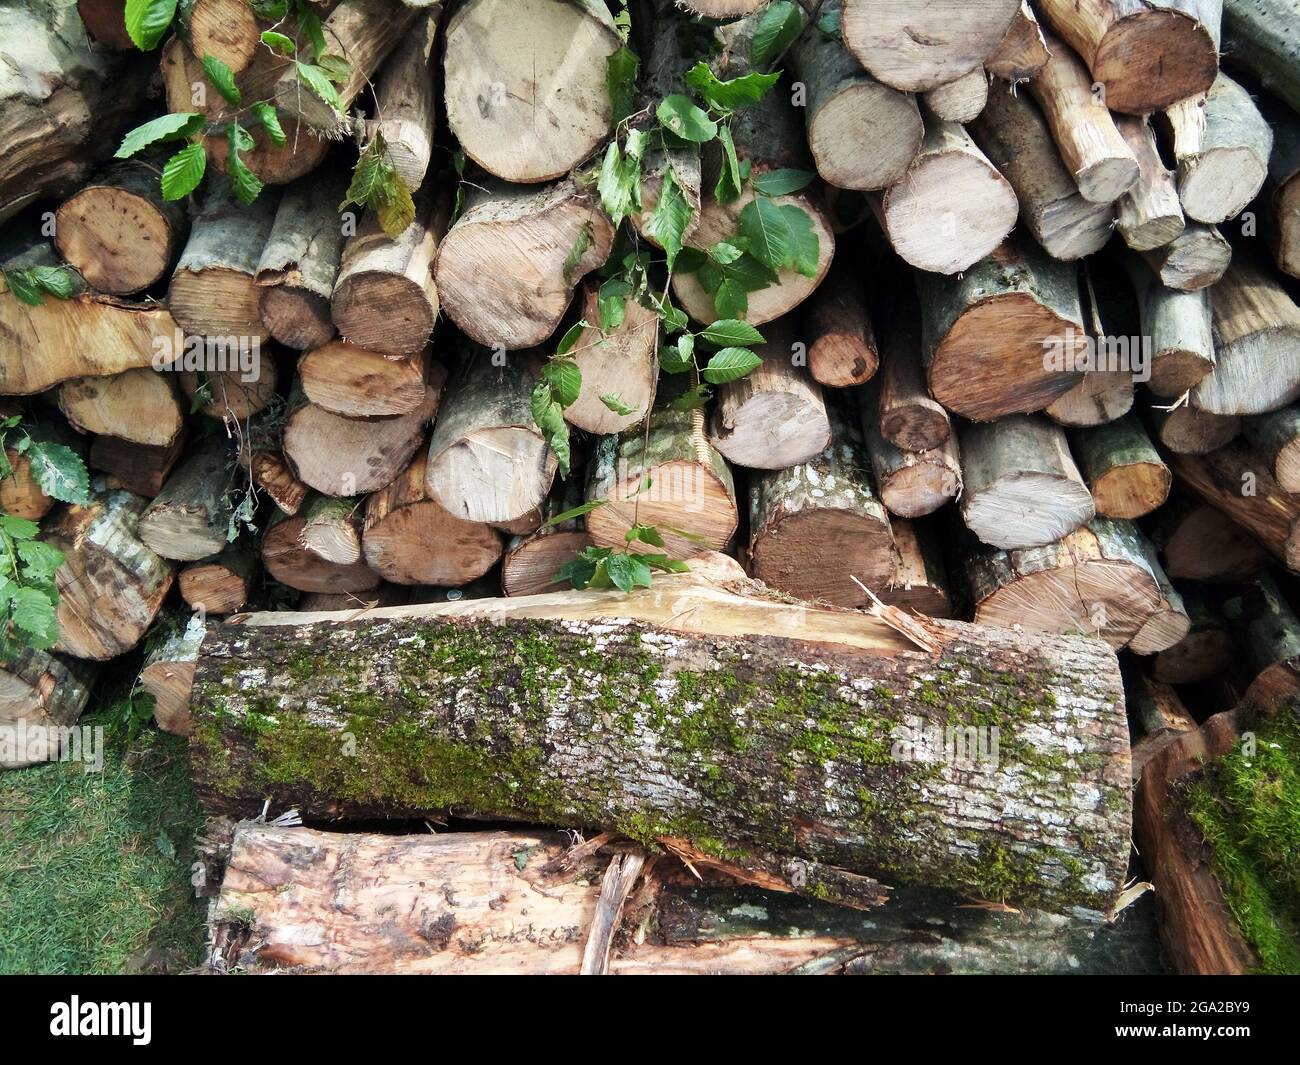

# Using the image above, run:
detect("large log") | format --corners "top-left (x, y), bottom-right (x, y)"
top-left (188, 575), bottom-right (1132, 915)
top-left (298, 341), bottom-right (432, 419)
top-left (58, 369), bottom-right (184, 449)
top-left (1035, 0), bottom-right (1222, 115)
top-left (0, 648), bottom-right (97, 769)
top-left (1221, 0), bottom-right (1300, 114)
top-left (563, 283), bottom-right (659, 434)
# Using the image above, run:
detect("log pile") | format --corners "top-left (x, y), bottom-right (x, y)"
top-left (3, 0), bottom-right (1300, 974)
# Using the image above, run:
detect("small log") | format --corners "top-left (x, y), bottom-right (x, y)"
top-left (1166, 73), bottom-right (1273, 225)
top-left (435, 179), bottom-right (615, 349)
top-left (564, 284), bottom-right (659, 434)
top-left (959, 415), bottom-right (1095, 551)
top-left (501, 480), bottom-right (593, 598)
top-left (369, 11), bottom-right (439, 191)
top-left (443, 0), bottom-right (619, 183)
top-left (298, 341), bottom-right (432, 419)
top-left (1149, 588), bottom-right (1234, 684)
top-left (970, 87), bottom-right (1116, 261)
top-left (840, 0), bottom-right (1021, 92)
top-left (178, 541), bottom-right (257, 616)
top-left (139, 615), bottom-right (205, 736)
top-left (1114, 116), bottom-right (1185, 252)
top-left (177, 355), bottom-right (279, 424)
top-left (985, 1), bottom-right (1051, 83)
top-left (1045, 369), bottom-right (1135, 427)
top-left (1027, 34), bottom-right (1139, 204)
top-left (864, 412), bottom-right (962, 520)
top-left (747, 400), bottom-right (895, 606)
top-left (1223, 572), bottom-right (1300, 708)
top-left (707, 319), bottom-right (831, 470)
top-left (876, 316), bottom-right (950, 452)
top-left (961, 516), bottom-right (1167, 649)
top-left (1222, 0), bottom-right (1300, 117)
top-left (1128, 259), bottom-right (1215, 397)
top-left (1150, 496), bottom-right (1265, 582)
top-left (922, 67), bottom-right (989, 124)
top-left (262, 502), bottom-right (381, 595)
top-left (1070, 413), bottom-right (1171, 519)
top-left (0, 446), bottom-right (51, 521)
top-left (1035, 0), bottom-right (1221, 115)
top-left (363, 451), bottom-right (505, 587)
top-left (331, 194), bottom-right (449, 358)
top-left (250, 450), bottom-right (308, 516)
top-left (0, 649), bottom-right (97, 769)
top-left (877, 518), bottom-right (954, 619)
top-left (1127, 673), bottom-right (1198, 780)
top-left (1149, 404), bottom-right (1239, 454)
top-left (873, 117), bottom-right (1019, 275)
top-left (300, 495), bottom-right (363, 566)
top-left (168, 183), bottom-right (278, 342)
top-left (138, 436), bottom-right (235, 562)
top-left (1265, 102), bottom-right (1300, 279)
top-left (1243, 406), bottom-right (1300, 492)
top-left (58, 369), bottom-right (183, 448)
top-left (803, 267), bottom-right (879, 389)
top-left (53, 161), bottom-right (189, 295)
top-left (1140, 222), bottom-right (1231, 291)
top-left (88, 433), bottom-right (186, 499)
top-left (1126, 535), bottom-right (1192, 655)
top-left (44, 489), bottom-right (175, 660)
top-left (919, 236), bottom-right (1085, 421)
top-left (255, 173), bottom-right (348, 351)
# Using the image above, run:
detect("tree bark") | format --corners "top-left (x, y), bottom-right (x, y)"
top-left (188, 575), bottom-right (1132, 916)
top-left (138, 436), bottom-right (236, 562)
top-left (1140, 222), bottom-right (1231, 291)
top-left (1070, 412), bottom-right (1171, 519)
top-left (564, 283), bottom-right (660, 434)
top-left (1222, 0), bottom-right (1300, 114)
top-left (262, 500), bottom-right (382, 594)
top-left (0, 648), bottom-right (97, 769)
top-left (803, 267), bottom-right (879, 389)
top-left (58, 369), bottom-right (184, 449)
top-left (298, 340), bottom-right (433, 418)
top-left (1114, 116), bottom-right (1185, 252)
top-left (1126, 672), bottom-right (1198, 779)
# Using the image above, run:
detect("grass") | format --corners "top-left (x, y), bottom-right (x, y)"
top-left (0, 678), bottom-right (207, 975)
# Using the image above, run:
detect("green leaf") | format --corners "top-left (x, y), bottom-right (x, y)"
top-left (316, 54), bottom-right (353, 85)
top-left (781, 203), bottom-right (820, 277)
top-left (625, 523), bottom-right (665, 548)
top-left (16, 539), bottom-right (64, 581)
top-left (606, 46), bottom-right (640, 125)
top-left (684, 62), bottom-right (780, 111)
top-left (225, 125), bottom-right (263, 205)
top-left (261, 30), bottom-right (296, 55)
top-left (669, 384), bottom-right (712, 411)
top-left (29, 266), bottom-right (77, 300)
top-left (543, 501), bottom-right (606, 529)
top-left (738, 197), bottom-right (793, 273)
top-left (562, 221), bottom-right (594, 285)
top-left (601, 393), bottom-right (637, 417)
top-left (657, 95), bottom-right (717, 143)
top-left (343, 134), bottom-right (386, 209)
top-left (641, 554), bottom-right (691, 574)
top-left (9, 586), bottom-right (58, 649)
top-left (710, 242), bottom-right (743, 265)
top-left (114, 112), bottom-right (204, 159)
top-left (714, 279), bottom-right (749, 320)
top-left (26, 441), bottom-right (90, 504)
top-left (531, 383), bottom-right (571, 477)
top-left (598, 278), bottom-right (631, 331)
top-left (557, 550), bottom-right (601, 590)
top-left (658, 343), bottom-right (693, 375)
top-left (715, 124), bottom-right (743, 205)
top-left (251, 102), bottom-right (286, 147)
top-left (124, 0), bottom-right (179, 51)
top-left (298, 6), bottom-right (326, 60)
top-left (555, 319), bottom-right (588, 357)
top-left (542, 358), bottom-right (582, 408)
top-left (644, 166), bottom-right (693, 270)
top-left (701, 319), bottom-right (765, 347)
top-left (201, 54), bottom-right (242, 107)
top-left (160, 142), bottom-right (207, 201)
top-left (605, 552), bottom-right (652, 593)
top-left (752, 168), bottom-right (816, 196)
top-left (3, 270), bottom-right (44, 307)
top-left (0, 515), bottom-right (40, 540)
top-left (296, 61), bottom-right (342, 112)
top-left (703, 347), bottom-right (762, 384)
top-left (375, 172), bottom-right (416, 238)
top-left (750, 0), bottom-right (804, 66)
top-left (597, 141), bottom-right (640, 229)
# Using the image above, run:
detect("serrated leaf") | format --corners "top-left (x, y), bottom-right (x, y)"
top-left (9, 586), bottom-right (59, 649)
top-left (317, 53), bottom-right (353, 85)
top-left (17, 539), bottom-right (64, 581)
top-left (376, 172), bottom-right (416, 238)
top-left (750, 0), bottom-right (804, 66)
top-left (684, 62), bottom-right (780, 111)
top-left (298, 6), bottom-right (326, 60)
top-left (296, 61), bottom-right (342, 112)
top-left (555, 319), bottom-right (588, 357)
top-left (606, 45), bottom-right (640, 125)
top-left (644, 166), bottom-right (693, 270)
top-left (598, 278), bottom-right (631, 331)
top-left (201, 54), bottom-right (242, 106)
top-left (716, 124), bottom-right (743, 205)
top-left (542, 359), bottom-right (582, 408)
top-left (3, 270), bottom-right (44, 307)
top-left (124, 0), bottom-right (178, 51)
top-left (703, 347), bottom-right (762, 384)
top-left (160, 142), bottom-right (207, 201)
top-left (29, 266), bottom-right (77, 300)
top-left (115, 112), bottom-right (204, 159)
top-left (605, 551), bottom-right (652, 593)
top-left (26, 441), bottom-right (90, 504)
top-left (702, 319), bottom-right (766, 348)
top-left (597, 141), bottom-right (640, 228)
top-left (226, 127), bottom-right (263, 205)
top-left (710, 242), bottom-right (743, 265)
top-left (0, 515), bottom-right (39, 540)
top-left (658, 343), bottom-right (692, 375)
top-left (738, 197), bottom-right (793, 273)
top-left (753, 169), bottom-right (816, 196)
top-left (657, 95), bottom-right (717, 143)
top-left (251, 102), bottom-right (286, 147)
top-left (601, 393), bottom-right (637, 417)
top-left (261, 30), bottom-right (295, 55)
top-left (531, 384), bottom-right (571, 477)
top-left (343, 135), bottom-right (386, 209)
top-left (669, 384), bottom-right (711, 411)
top-left (714, 279), bottom-right (749, 320)
top-left (780, 203), bottom-right (820, 277)
top-left (625, 523), bottom-right (664, 547)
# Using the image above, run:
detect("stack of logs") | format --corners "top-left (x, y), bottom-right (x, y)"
top-left (3, 0), bottom-right (1300, 974)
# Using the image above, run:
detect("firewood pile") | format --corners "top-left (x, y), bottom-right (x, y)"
top-left (2, 0), bottom-right (1299, 975)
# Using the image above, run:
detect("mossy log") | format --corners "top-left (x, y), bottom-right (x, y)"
top-left (188, 575), bottom-right (1132, 916)
top-left (0, 648), bottom-right (97, 769)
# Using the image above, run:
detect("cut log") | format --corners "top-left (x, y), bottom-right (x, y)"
top-left (298, 341), bottom-right (431, 419)
top-left (255, 173), bottom-right (348, 351)
top-left (1149, 588), bottom-right (1234, 684)
top-left (443, 0), bottom-right (619, 183)
top-left (501, 480), bottom-right (593, 598)
top-left (1140, 222), bottom-right (1232, 291)
top-left (803, 267), bottom-right (879, 389)
top-left (424, 354), bottom-right (556, 524)
top-left (585, 403), bottom-right (738, 560)
top-left (1166, 73), bottom-right (1273, 224)
top-left (138, 437), bottom-right (235, 562)
top-left (877, 519), bottom-right (954, 619)
top-left (43, 489), bottom-right (175, 660)
top-left (747, 401), bottom-right (895, 606)
top-left (331, 194), bottom-right (448, 358)
top-left (76, 0), bottom-right (134, 51)
top-left (262, 502), bottom-right (382, 595)
top-left (1114, 116), bottom-right (1185, 252)
top-left (1150, 403), bottom-right (1239, 454)
top-left (1127, 673), bottom-right (1198, 780)
top-left (788, 4), bottom-right (925, 191)
top-left (1026, 34), bottom-right (1139, 204)
top-left (839, 0), bottom-right (1021, 93)
top-left (1223, 572), bottom-right (1300, 708)
top-left (961, 516), bottom-right (1167, 649)
top-left (0, 649), bottom-right (97, 769)
top-left (300, 495), bottom-right (364, 566)
top-left (1222, 0), bottom-right (1300, 114)
top-left (864, 414), bottom-right (962, 520)
top-left (1192, 253), bottom-right (1300, 415)
top-left (363, 451), bottom-right (505, 587)
top-left (1167, 439), bottom-right (1300, 570)
top-left (919, 236), bottom-right (1085, 421)
top-left (959, 415), bottom-right (1095, 550)
top-left (168, 183), bottom-right (278, 342)
top-left (876, 316), bottom-right (950, 452)
top-left (88, 433), bottom-right (186, 499)
top-left (1151, 496), bottom-right (1265, 581)
top-left (250, 450), bottom-right (308, 516)
top-left (564, 284), bottom-right (659, 434)
top-left (435, 179), bottom-right (614, 349)
top-left (1265, 101), bottom-right (1300, 280)
top-left (188, 574), bottom-right (1132, 915)
top-left (1045, 369), bottom-right (1135, 426)
top-left (369, 10), bottom-right (439, 191)
top-left (1035, 0), bottom-right (1222, 115)
top-left (872, 118), bottom-right (1019, 275)
top-left (1070, 413), bottom-right (1171, 519)
top-left (1126, 536), bottom-right (1192, 655)
top-left (970, 87), bottom-right (1116, 262)
top-left (1243, 405), bottom-right (1300, 492)
top-left (922, 67), bottom-right (989, 124)
top-left (53, 161), bottom-right (189, 295)
top-left (985, 1), bottom-right (1051, 83)
top-left (177, 0), bottom-right (261, 75)
top-left (178, 541), bottom-right (257, 616)
top-left (0, 446), bottom-right (52, 521)
top-left (177, 354), bottom-right (279, 424)
top-left (707, 320), bottom-right (831, 470)
top-left (139, 615), bottom-right (205, 737)
top-left (58, 369), bottom-right (183, 448)
top-left (283, 378), bottom-right (441, 497)
top-left (1129, 260), bottom-right (1215, 397)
